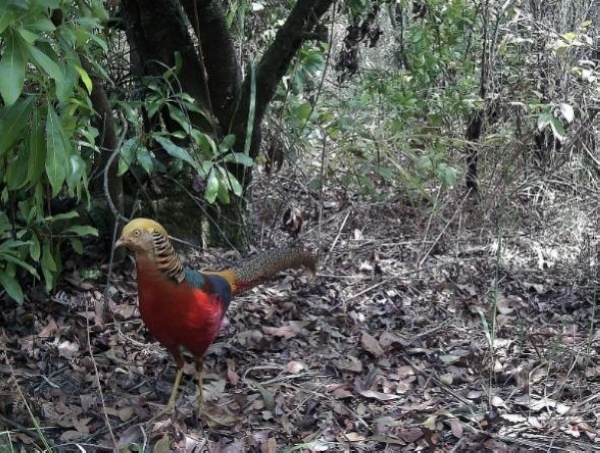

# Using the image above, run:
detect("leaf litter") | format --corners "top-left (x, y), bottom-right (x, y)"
top-left (1, 174), bottom-right (600, 451)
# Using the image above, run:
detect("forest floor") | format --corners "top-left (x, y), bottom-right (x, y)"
top-left (1, 170), bottom-right (600, 452)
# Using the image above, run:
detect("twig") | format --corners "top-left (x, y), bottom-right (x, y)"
top-left (418, 191), bottom-right (471, 269)
top-left (102, 111), bottom-right (129, 224)
top-left (85, 302), bottom-right (116, 448)
top-left (322, 208), bottom-right (351, 266)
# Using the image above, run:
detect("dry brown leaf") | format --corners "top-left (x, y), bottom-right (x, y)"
top-left (449, 418), bottom-right (463, 438)
top-left (332, 387), bottom-right (353, 399)
top-left (38, 318), bottom-right (59, 338)
top-left (227, 359), bottom-right (240, 385)
top-left (284, 360), bottom-right (305, 373)
top-left (334, 355), bottom-right (363, 372)
top-left (398, 427), bottom-right (424, 443)
top-left (340, 432), bottom-right (365, 442)
top-left (59, 430), bottom-right (82, 442)
top-left (118, 406), bottom-right (134, 422)
top-left (359, 390), bottom-right (401, 401)
top-left (439, 373), bottom-right (453, 385)
top-left (79, 394), bottom-right (95, 412)
top-left (262, 321), bottom-right (306, 340)
top-left (153, 434), bottom-right (172, 453)
top-left (58, 340), bottom-right (79, 359)
top-left (501, 413), bottom-right (526, 423)
top-left (360, 331), bottom-right (384, 357)
top-left (261, 437), bottom-right (277, 453)
top-left (422, 415), bottom-right (438, 430)
top-left (379, 331), bottom-right (404, 348)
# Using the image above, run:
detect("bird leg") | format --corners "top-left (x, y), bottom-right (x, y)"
top-left (165, 366), bottom-right (184, 412)
top-left (162, 351), bottom-right (186, 413)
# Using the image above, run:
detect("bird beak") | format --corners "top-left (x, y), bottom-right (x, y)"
top-left (115, 237), bottom-right (125, 248)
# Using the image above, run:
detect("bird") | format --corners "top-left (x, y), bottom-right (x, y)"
top-left (115, 217), bottom-right (316, 411)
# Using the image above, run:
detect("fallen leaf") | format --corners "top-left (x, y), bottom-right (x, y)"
top-left (449, 419), bottom-right (463, 438)
top-left (38, 318), bottom-right (59, 338)
top-left (227, 359), bottom-right (240, 385)
top-left (153, 434), bottom-right (172, 453)
top-left (359, 390), bottom-right (401, 401)
top-left (501, 413), bottom-right (526, 423)
top-left (262, 321), bottom-right (306, 340)
top-left (340, 432), bottom-right (365, 442)
top-left (491, 395), bottom-right (507, 408)
top-left (284, 360), bottom-right (305, 373)
top-left (439, 373), bottom-right (453, 385)
top-left (361, 331), bottom-right (384, 357)
top-left (378, 331), bottom-right (404, 347)
top-left (58, 340), bottom-right (80, 359)
top-left (261, 437), bottom-right (277, 453)
top-left (332, 387), bottom-right (353, 399)
top-left (59, 430), bottom-right (82, 442)
top-left (334, 355), bottom-right (363, 372)
top-left (398, 427), bottom-right (424, 443)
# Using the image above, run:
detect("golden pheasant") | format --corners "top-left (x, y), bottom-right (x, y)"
top-left (115, 218), bottom-right (316, 411)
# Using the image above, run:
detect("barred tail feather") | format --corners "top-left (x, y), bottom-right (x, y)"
top-left (230, 248), bottom-right (316, 294)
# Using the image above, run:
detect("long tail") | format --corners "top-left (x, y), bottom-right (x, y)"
top-left (213, 247), bottom-right (317, 295)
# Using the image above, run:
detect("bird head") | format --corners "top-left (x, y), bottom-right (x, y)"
top-left (115, 218), bottom-right (169, 254)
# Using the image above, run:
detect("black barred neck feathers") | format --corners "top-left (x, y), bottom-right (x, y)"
top-left (150, 230), bottom-right (186, 283)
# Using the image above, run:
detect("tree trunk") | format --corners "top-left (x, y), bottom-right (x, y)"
top-left (120, 0), bottom-right (335, 247)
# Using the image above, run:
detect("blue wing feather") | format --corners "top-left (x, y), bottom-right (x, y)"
top-left (183, 267), bottom-right (233, 309)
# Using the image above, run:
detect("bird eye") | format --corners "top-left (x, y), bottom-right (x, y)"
top-left (133, 229), bottom-right (141, 237)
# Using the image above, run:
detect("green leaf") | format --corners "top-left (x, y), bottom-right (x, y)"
top-left (118, 137), bottom-right (141, 176)
top-left (549, 117), bottom-right (565, 141)
top-left (537, 112), bottom-right (552, 131)
top-left (0, 240), bottom-right (30, 253)
top-left (41, 242), bottom-right (57, 291)
top-left (45, 210), bottom-right (78, 222)
top-left (30, 234), bottom-right (41, 262)
top-left (28, 107), bottom-right (46, 184)
top-left (66, 154), bottom-right (86, 188)
top-left (24, 15), bottom-right (56, 33)
top-left (0, 96), bottom-right (35, 156)
top-left (153, 135), bottom-right (199, 170)
top-left (0, 271), bottom-right (24, 303)
top-left (217, 180), bottom-right (230, 204)
top-left (224, 169), bottom-right (243, 196)
top-left (0, 29), bottom-right (26, 105)
top-left (16, 28), bottom-right (38, 44)
top-left (137, 148), bottom-right (154, 174)
top-left (0, 252), bottom-right (37, 276)
top-left (69, 238), bottom-right (83, 254)
top-left (61, 225), bottom-right (98, 236)
top-left (75, 64), bottom-right (93, 94)
top-left (220, 134), bottom-right (237, 152)
top-left (27, 43), bottom-right (62, 82)
top-left (166, 104), bottom-right (192, 133)
top-left (224, 152), bottom-right (254, 167)
top-left (55, 60), bottom-right (78, 102)
top-left (0, 9), bottom-right (16, 35)
top-left (204, 169), bottom-right (219, 203)
top-left (194, 132), bottom-right (218, 158)
top-left (5, 144), bottom-right (29, 190)
top-left (294, 102), bottom-right (312, 122)
top-left (45, 104), bottom-right (71, 196)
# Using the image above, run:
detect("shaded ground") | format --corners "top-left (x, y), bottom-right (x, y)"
top-left (1, 172), bottom-right (600, 452)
